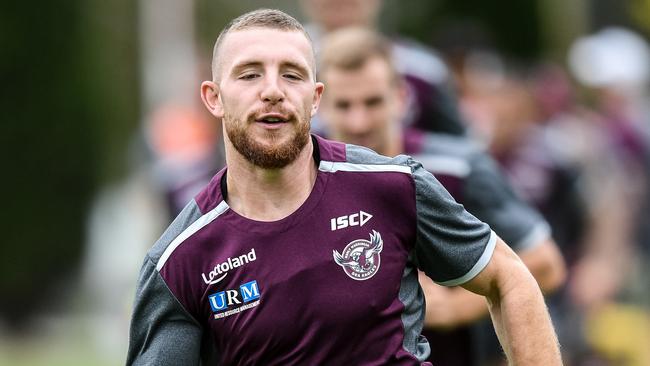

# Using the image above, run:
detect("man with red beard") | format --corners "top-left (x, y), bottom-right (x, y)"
top-left (126, 9), bottom-right (561, 365)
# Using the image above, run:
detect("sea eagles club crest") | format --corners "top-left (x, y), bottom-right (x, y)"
top-left (333, 230), bottom-right (384, 280)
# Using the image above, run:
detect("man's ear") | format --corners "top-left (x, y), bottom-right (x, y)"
top-left (310, 81), bottom-right (325, 117)
top-left (201, 81), bottom-right (224, 118)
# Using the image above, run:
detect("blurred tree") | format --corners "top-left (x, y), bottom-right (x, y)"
top-left (0, 0), bottom-right (94, 329)
top-left (629, 0), bottom-right (650, 34)
top-left (196, 0), bottom-right (301, 55)
top-left (439, 0), bottom-right (542, 60)
top-left (381, 0), bottom-right (542, 60)
top-left (537, 0), bottom-right (589, 61)
top-left (80, 0), bottom-right (140, 184)
top-left (0, 0), bottom-right (139, 330)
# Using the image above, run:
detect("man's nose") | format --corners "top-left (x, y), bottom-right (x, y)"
top-left (260, 76), bottom-right (285, 104)
top-left (345, 106), bottom-right (371, 133)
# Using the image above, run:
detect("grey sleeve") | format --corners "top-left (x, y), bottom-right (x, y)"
top-left (410, 158), bottom-right (496, 286)
top-left (126, 256), bottom-right (203, 366)
top-left (463, 153), bottom-right (550, 252)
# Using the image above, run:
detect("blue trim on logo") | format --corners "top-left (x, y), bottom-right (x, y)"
top-left (240, 280), bottom-right (260, 302)
top-left (208, 291), bottom-right (227, 312)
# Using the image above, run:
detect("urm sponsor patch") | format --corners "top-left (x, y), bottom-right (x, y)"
top-left (208, 280), bottom-right (261, 319)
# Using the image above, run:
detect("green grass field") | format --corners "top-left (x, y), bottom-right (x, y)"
top-left (0, 315), bottom-right (125, 366)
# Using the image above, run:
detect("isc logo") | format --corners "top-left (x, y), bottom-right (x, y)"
top-left (208, 280), bottom-right (260, 312)
top-left (330, 210), bottom-right (373, 231)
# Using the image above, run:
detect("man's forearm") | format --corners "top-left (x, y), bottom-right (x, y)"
top-left (487, 259), bottom-right (562, 365)
top-left (464, 239), bottom-right (562, 365)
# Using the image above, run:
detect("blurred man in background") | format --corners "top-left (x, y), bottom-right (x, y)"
top-left (317, 27), bottom-right (566, 365)
top-left (301, 0), bottom-right (468, 135)
top-left (447, 29), bottom-right (650, 364)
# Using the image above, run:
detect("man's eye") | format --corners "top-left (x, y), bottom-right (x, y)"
top-left (239, 74), bottom-right (260, 80)
top-left (284, 73), bottom-right (302, 81)
top-left (366, 97), bottom-right (383, 107)
top-left (335, 101), bottom-right (350, 110)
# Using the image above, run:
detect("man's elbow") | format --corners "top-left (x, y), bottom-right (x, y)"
top-left (543, 254), bottom-right (567, 293)
top-left (520, 238), bottom-right (567, 294)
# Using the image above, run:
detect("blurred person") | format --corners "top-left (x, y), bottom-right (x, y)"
top-left (535, 62), bottom-right (650, 366)
top-left (564, 29), bottom-right (650, 365)
top-left (458, 61), bottom-right (593, 365)
top-left (567, 28), bottom-right (650, 260)
top-left (461, 53), bottom-right (650, 365)
top-left (531, 63), bottom-right (645, 304)
top-left (126, 9), bottom-right (561, 365)
top-left (460, 59), bottom-right (589, 263)
top-left (301, 0), bottom-right (469, 135)
top-left (317, 27), bottom-right (565, 366)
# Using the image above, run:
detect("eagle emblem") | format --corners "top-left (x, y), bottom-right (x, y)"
top-left (333, 230), bottom-right (383, 280)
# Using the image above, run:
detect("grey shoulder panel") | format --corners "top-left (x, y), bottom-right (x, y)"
top-left (409, 158), bottom-right (494, 284)
top-left (126, 257), bottom-right (208, 365)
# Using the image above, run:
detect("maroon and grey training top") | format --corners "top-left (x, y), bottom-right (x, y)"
top-left (127, 135), bottom-right (496, 365)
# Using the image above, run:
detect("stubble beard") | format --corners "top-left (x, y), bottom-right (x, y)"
top-left (224, 109), bottom-right (311, 169)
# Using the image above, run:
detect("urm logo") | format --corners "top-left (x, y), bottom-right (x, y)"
top-left (208, 280), bottom-right (260, 312)
top-left (331, 210), bottom-right (373, 231)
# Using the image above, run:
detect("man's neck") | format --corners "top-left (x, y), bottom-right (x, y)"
top-left (224, 138), bottom-right (317, 222)
top-left (381, 126), bottom-right (405, 157)
top-left (384, 134), bottom-right (404, 157)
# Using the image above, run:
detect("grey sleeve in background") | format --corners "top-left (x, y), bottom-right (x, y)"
top-left (409, 158), bottom-right (496, 286)
top-left (463, 153), bottom-right (551, 253)
top-left (126, 256), bottom-right (204, 366)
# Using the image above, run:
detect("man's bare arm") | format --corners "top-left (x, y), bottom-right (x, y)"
top-left (461, 237), bottom-right (562, 365)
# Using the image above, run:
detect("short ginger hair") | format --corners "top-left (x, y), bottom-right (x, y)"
top-left (211, 8), bottom-right (315, 82)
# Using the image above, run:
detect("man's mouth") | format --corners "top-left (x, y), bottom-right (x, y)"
top-left (255, 114), bottom-right (290, 124)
